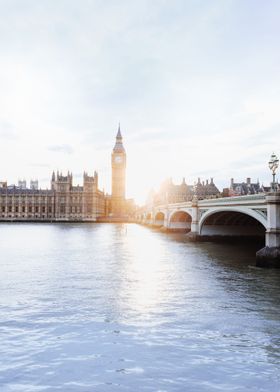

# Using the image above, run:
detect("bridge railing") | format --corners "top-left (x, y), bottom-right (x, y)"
top-left (151, 202), bottom-right (193, 210)
top-left (198, 193), bottom-right (266, 206)
top-left (140, 193), bottom-right (267, 217)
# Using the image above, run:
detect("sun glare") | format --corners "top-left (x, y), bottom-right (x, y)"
top-left (119, 225), bottom-right (176, 318)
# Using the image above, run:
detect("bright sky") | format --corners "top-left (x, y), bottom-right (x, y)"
top-left (0, 0), bottom-right (279, 204)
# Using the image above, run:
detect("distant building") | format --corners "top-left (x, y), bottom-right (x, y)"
top-left (18, 180), bottom-right (27, 189)
top-left (152, 177), bottom-right (220, 205)
top-left (229, 178), bottom-right (263, 196)
top-left (0, 171), bottom-right (105, 221)
top-left (195, 177), bottom-right (220, 200)
top-left (30, 180), bottom-right (39, 190)
top-left (154, 177), bottom-right (193, 204)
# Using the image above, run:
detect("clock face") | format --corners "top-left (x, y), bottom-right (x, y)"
top-left (114, 156), bottom-right (122, 163)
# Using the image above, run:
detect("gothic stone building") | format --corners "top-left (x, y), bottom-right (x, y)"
top-left (0, 171), bottom-right (105, 222)
top-left (0, 128), bottom-right (131, 222)
top-left (228, 177), bottom-right (268, 196)
top-left (151, 177), bottom-right (220, 206)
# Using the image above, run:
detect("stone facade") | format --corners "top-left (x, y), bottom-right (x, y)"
top-left (228, 177), bottom-right (269, 196)
top-left (0, 171), bottom-right (105, 222)
top-left (151, 177), bottom-right (220, 205)
top-left (195, 177), bottom-right (220, 200)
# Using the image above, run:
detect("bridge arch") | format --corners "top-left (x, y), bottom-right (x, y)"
top-left (169, 210), bottom-right (192, 232)
top-left (154, 212), bottom-right (165, 227)
top-left (199, 207), bottom-right (266, 237)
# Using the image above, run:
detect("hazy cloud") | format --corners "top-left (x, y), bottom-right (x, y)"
top-left (0, 0), bottom-right (279, 202)
top-left (0, 121), bottom-right (18, 140)
top-left (29, 163), bottom-right (51, 168)
top-left (48, 144), bottom-right (74, 155)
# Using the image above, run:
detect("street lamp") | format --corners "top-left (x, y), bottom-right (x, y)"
top-left (192, 181), bottom-right (198, 202)
top-left (268, 152), bottom-right (279, 191)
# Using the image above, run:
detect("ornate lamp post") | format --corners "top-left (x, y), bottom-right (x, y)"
top-left (192, 181), bottom-right (198, 201)
top-left (268, 152), bottom-right (279, 192)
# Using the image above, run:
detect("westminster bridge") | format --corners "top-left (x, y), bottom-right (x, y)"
top-left (137, 192), bottom-right (280, 267)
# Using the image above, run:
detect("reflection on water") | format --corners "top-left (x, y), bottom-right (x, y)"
top-left (119, 227), bottom-right (178, 319)
top-left (0, 223), bottom-right (279, 392)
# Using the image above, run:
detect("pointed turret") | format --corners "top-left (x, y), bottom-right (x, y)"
top-left (113, 123), bottom-right (125, 153)
top-left (94, 171), bottom-right (98, 188)
top-left (117, 122), bottom-right (122, 139)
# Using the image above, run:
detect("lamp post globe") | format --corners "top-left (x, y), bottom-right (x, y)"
top-left (268, 152), bottom-right (279, 191)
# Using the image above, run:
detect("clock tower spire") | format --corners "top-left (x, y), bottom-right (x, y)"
top-left (111, 124), bottom-right (126, 216)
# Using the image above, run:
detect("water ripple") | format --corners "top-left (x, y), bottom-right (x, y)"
top-left (0, 223), bottom-right (280, 392)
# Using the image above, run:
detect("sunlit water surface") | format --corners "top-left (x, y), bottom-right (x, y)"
top-left (0, 223), bottom-right (279, 392)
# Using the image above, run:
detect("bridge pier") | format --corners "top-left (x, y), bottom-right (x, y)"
top-left (186, 198), bottom-right (200, 241)
top-left (256, 192), bottom-right (280, 268)
top-left (164, 211), bottom-right (170, 230)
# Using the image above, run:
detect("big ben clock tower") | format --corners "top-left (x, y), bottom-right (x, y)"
top-left (111, 124), bottom-right (126, 216)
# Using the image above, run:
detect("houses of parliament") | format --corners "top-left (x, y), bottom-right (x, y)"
top-left (0, 127), bottom-right (133, 222)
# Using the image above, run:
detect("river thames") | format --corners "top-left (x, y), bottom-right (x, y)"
top-left (0, 223), bottom-right (279, 391)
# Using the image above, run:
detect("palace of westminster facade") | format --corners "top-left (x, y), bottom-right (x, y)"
top-left (0, 128), bottom-right (131, 221)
